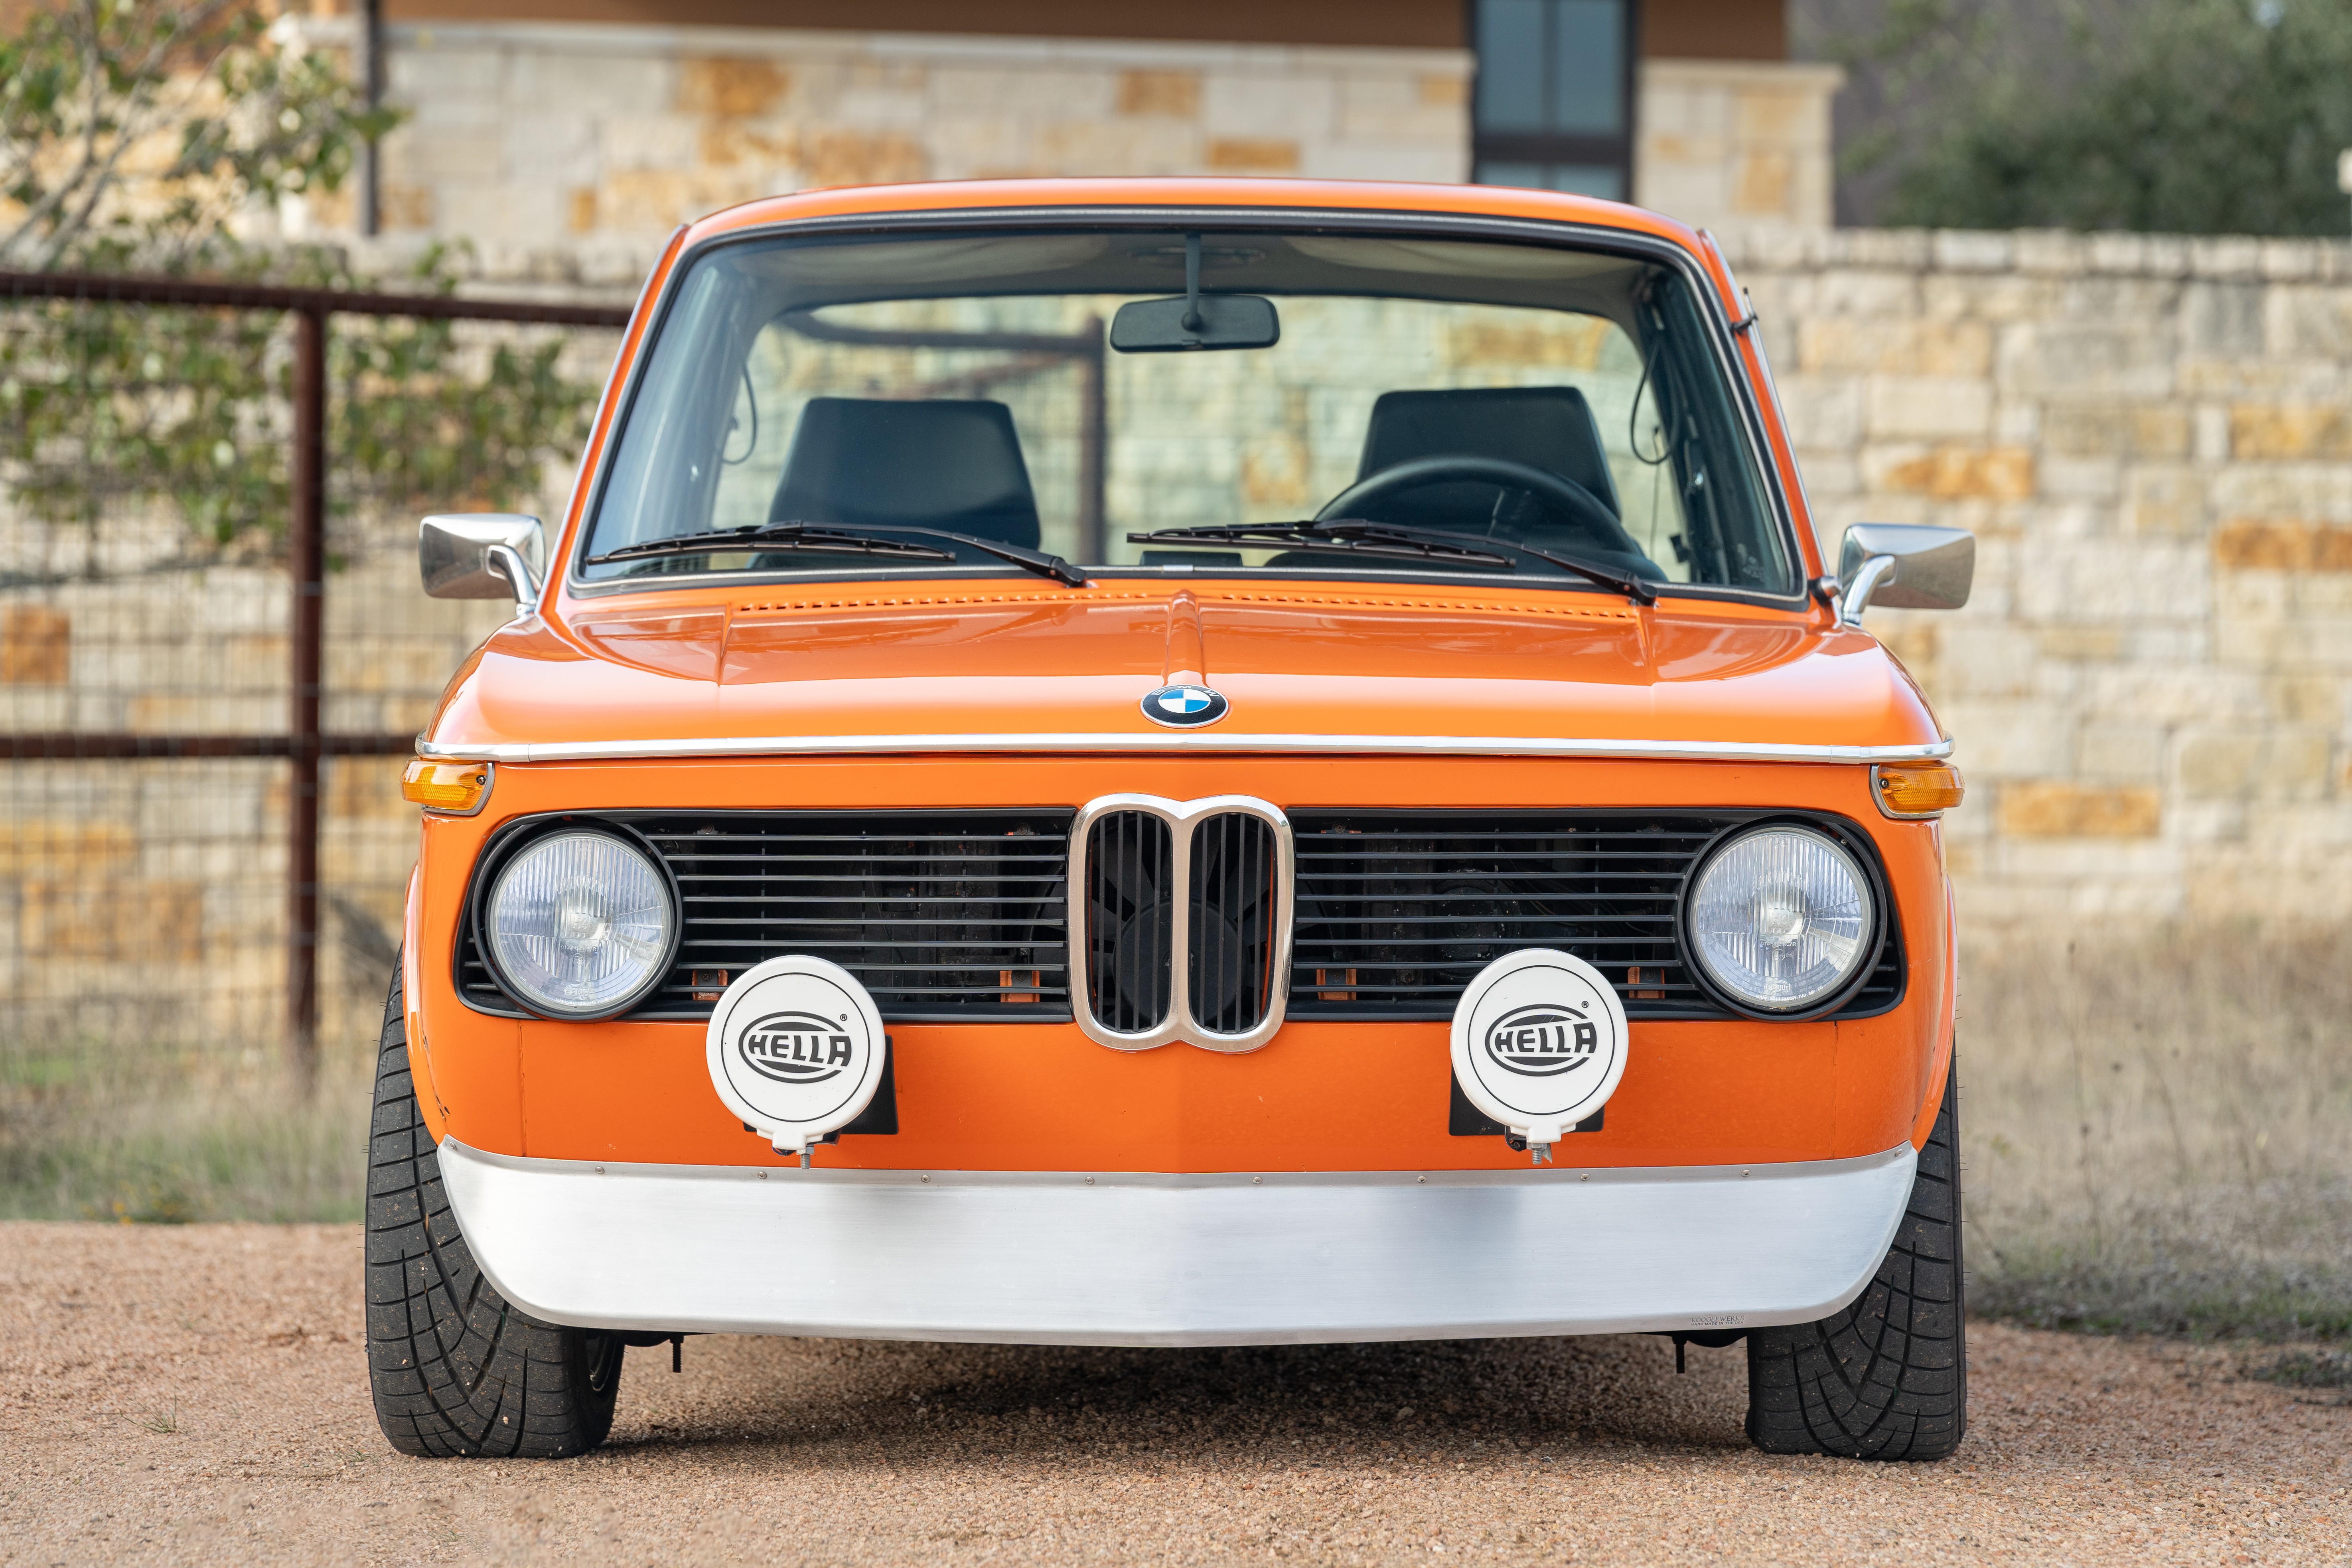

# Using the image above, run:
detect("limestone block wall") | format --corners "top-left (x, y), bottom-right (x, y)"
top-left (1725, 229), bottom-right (2352, 933)
top-left (1635, 60), bottom-right (1841, 233)
top-left (282, 18), bottom-right (1846, 264)
top-left (341, 19), bottom-right (1471, 259)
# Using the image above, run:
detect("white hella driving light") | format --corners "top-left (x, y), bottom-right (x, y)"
top-left (485, 829), bottom-right (677, 1018)
top-left (1686, 826), bottom-right (1875, 1014)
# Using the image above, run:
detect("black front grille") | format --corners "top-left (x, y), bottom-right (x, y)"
top-left (1287, 811), bottom-right (1902, 1021)
top-left (1080, 810), bottom-right (1174, 1033)
top-left (1188, 812), bottom-right (1281, 1035)
top-left (458, 810), bottom-right (1071, 1022)
top-left (458, 805), bottom-right (1907, 1028)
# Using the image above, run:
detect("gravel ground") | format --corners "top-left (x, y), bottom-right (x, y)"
top-left (2, 1223), bottom-right (2346, 1565)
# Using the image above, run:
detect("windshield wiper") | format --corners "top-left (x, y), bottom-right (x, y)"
top-left (588, 523), bottom-right (953, 567)
top-left (1128, 521), bottom-right (1513, 570)
top-left (1128, 519), bottom-right (1657, 604)
top-left (586, 521), bottom-right (1089, 587)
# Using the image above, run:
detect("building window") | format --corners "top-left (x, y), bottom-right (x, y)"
top-left (1471, 0), bottom-right (1638, 200)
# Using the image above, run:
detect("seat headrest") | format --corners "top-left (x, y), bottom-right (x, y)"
top-left (772, 397), bottom-right (1042, 549)
top-left (1356, 387), bottom-right (1622, 516)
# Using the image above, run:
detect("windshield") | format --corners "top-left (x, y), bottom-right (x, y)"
top-left (581, 228), bottom-right (1794, 597)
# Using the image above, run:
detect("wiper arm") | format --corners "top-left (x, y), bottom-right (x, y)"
top-left (1129, 519), bottom-right (1658, 604)
top-left (1126, 521), bottom-right (1515, 570)
top-left (1493, 540), bottom-right (1657, 605)
top-left (587, 521), bottom-right (1089, 587)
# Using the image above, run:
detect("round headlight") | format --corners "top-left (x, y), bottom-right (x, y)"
top-left (1686, 826), bottom-right (1875, 1014)
top-left (483, 829), bottom-right (677, 1019)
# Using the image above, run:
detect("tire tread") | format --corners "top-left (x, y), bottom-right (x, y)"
top-left (1744, 1057), bottom-right (1967, 1461)
top-left (365, 962), bottom-right (620, 1458)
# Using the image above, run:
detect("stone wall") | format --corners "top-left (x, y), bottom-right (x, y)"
top-left (1724, 228), bottom-right (2352, 934)
top-left (1638, 60), bottom-right (1840, 233)
top-left (327, 18), bottom-right (1470, 260)
top-left (280, 17), bottom-right (1843, 264)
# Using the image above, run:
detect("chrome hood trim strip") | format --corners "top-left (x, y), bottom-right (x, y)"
top-left (414, 732), bottom-right (1956, 765)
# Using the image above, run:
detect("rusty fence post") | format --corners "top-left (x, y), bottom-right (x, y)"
top-left (288, 306), bottom-right (327, 1090)
top-left (0, 272), bottom-right (629, 1087)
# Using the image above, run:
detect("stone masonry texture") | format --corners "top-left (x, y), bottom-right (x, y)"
top-left (1724, 227), bottom-right (2352, 933)
top-left (283, 18), bottom-right (1841, 255)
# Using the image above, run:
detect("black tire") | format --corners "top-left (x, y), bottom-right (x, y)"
top-left (1744, 1055), bottom-right (1967, 1460)
top-left (365, 959), bottom-right (625, 1458)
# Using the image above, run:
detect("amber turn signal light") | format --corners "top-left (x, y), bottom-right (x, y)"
top-left (1873, 761), bottom-right (1964, 819)
top-left (402, 758), bottom-right (493, 815)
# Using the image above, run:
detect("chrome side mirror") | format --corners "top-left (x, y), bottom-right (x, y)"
top-left (420, 514), bottom-right (545, 608)
top-left (1837, 523), bottom-right (1974, 625)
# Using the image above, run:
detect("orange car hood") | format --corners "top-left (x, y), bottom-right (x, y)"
top-left (426, 582), bottom-right (1942, 755)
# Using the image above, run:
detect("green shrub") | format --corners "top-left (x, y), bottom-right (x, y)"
top-left (1823, 0), bottom-right (2352, 235)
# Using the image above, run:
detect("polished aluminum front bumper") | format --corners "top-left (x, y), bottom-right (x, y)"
top-left (438, 1139), bottom-right (1916, 1347)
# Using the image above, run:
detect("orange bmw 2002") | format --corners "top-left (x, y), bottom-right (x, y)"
top-left (371, 178), bottom-right (1976, 1463)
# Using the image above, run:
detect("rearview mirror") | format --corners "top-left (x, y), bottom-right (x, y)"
top-left (1110, 230), bottom-right (1281, 352)
top-left (1837, 523), bottom-right (1973, 625)
top-left (420, 513), bottom-right (545, 607)
top-left (1110, 293), bottom-right (1281, 352)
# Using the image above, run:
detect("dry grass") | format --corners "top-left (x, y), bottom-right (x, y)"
top-left (1959, 924), bottom-right (2352, 1341)
top-left (0, 1033), bottom-right (372, 1223)
top-left (4, 926), bottom-right (2347, 1342)
top-left (2245, 1346), bottom-right (2352, 1389)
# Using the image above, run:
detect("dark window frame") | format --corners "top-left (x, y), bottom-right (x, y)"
top-left (1469, 0), bottom-right (1642, 201)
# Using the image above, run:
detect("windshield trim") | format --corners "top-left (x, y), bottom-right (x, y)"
top-left (562, 204), bottom-right (1809, 612)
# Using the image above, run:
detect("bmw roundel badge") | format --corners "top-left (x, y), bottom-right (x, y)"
top-left (1141, 684), bottom-right (1229, 727)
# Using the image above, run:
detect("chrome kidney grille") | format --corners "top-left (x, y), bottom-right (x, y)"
top-left (1188, 812), bottom-right (1281, 1035)
top-left (1068, 795), bottom-right (1294, 1051)
top-left (1081, 810), bottom-right (1175, 1033)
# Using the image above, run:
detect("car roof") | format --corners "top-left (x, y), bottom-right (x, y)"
top-left (677, 176), bottom-right (1716, 264)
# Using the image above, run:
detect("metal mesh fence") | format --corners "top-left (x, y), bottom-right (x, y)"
top-left (0, 275), bottom-right (625, 1070)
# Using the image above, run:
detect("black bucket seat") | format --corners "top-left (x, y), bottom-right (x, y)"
top-left (771, 397), bottom-right (1043, 549)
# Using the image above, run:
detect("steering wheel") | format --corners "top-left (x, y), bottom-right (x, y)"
top-left (1315, 454), bottom-right (1648, 561)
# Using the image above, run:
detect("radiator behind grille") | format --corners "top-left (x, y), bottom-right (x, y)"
top-left (1188, 812), bottom-right (1281, 1035)
top-left (458, 810), bottom-right (1071, 1022)
top-left (1080, 810), bottom-right (1174, 1033)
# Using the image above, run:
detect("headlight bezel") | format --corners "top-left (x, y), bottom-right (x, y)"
top-left (1677, 815), bottom-right (1890, 1022)
top-left (467, 818), bottom-right (683, 1022)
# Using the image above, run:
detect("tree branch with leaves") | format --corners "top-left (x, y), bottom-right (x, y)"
top-left (0, 0), bottom-right (392, 272)
top-left (0, 2), bottom-right (601, 565)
